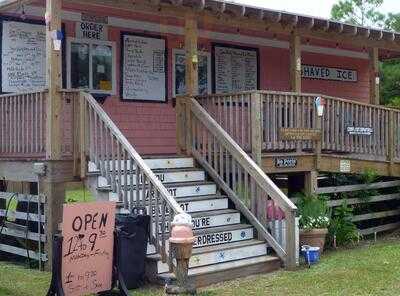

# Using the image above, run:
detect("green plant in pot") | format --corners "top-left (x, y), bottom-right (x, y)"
top-left (297, 192), bottom-right (330, 252)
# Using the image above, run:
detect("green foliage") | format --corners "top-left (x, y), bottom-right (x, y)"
top-left (381, 60), bottom-right (400, 106)
top-left (297, 192), bottom-right (330, 230)
top-left (385, 13), bottom-right (400, 32)
top-left (329, 202), bottom-right (359, 246)
top-left (330, 0), bottom-right (386, 27)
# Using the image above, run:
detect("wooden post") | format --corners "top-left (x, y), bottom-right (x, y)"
top-left (176, 13), bottom-right (198, 156)
top-left (315, 115), bottom-right (322, 170)
top-left (45, 0), bottom-right (63, 160)
top-left (184, 13), bottom-right (198, 97)
top-left (369, 47), bottom-right (380, 105)
top-left (285, 209), bottom-right (297, 270)
top-left (388, 111), bottom-right (395, 175)
top-left (289, 32), bottom-right (301, 93)
top-left (304, 171), bottom-right (318, 195)
top-left (251, 92), bottom-right (263, 165)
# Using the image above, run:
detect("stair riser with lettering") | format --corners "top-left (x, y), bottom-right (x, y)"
top-left (152, 211), bottom-right (241, 234)
top-left (88, 157), bottom-right (194, 173)
top-left (194, 227), bottom-right (254, 248)
top-left (156, 243), bottom-right (267, 274)
top-left (108, 183), bottom-right (217, 201)
top-left (97, 170), bottom-right (205, 188)
top-left (116, 198), bottom-right (229, 215)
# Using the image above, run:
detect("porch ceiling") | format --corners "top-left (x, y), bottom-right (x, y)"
top-left (2, 0), bottom-right (400, 55)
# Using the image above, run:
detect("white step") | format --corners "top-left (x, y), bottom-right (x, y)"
top-left (88, 157), bottom-right (194, 173)
top-left (108, 182), bottom-right (217, 201)
top-left (155, 240), bottom-right (267, 274)
top-left (116, 196), bottom-right (229, 215)
top-left (193, 224), bottom-right (254, 248)
top-left (97, 169), bottom-right (205, 188)
top-left (153, 209), bottom-right (242, 234)
top-left (158, 255), bottom-right (279, 280)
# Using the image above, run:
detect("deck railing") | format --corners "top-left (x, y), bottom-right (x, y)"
top-left (77, 92), bottom-right (184, 265)
top-left (196, 91), bottom-right (400, 162)
top-left (178, 96), bottom-right (298, 268)
top-left (0, 90), bottom-right (78, 159)
top-left (0, 91), bottom-right (47, 157)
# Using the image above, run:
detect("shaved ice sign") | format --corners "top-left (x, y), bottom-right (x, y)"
top-left (61, 202), bottom-right (115, 296)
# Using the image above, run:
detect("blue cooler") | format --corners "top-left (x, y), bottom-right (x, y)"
top-left (301, 245), bottom-right (320, 267)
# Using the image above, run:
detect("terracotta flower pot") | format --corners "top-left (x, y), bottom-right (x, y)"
top-left (299, 228), bottom-right (328, 252)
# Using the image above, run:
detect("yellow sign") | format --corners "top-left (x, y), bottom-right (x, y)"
top-left (99, 80), bottom-right (112, 91)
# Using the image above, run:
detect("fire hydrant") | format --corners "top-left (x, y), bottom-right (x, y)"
top-left (166, 213), bottom-right (196, 295)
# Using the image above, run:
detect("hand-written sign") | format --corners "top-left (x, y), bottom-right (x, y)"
top-left (76, 21), bottom-right (108, 40)
top-left (347, 127), bottom-right (373, 136)
top-left (302, 65), bottom-right (357, 82)
top-left (121, 33), bottom-right (166, 102)
top-left (62, 202), bottom-right (116, 296)
top-left (279, 128), bottom-right (322, 141)
top-left (214, 45), bottom-right (258, 94)
top-left (1, 21), bottom-right (46, 92)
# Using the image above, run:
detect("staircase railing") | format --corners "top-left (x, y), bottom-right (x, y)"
top-left (74, 91), bottom-right (184, 265)
top-left (177, 96), bottom-right (298, 269)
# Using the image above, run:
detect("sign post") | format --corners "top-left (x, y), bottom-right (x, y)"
top-left (58, 201), bottom-right (116, 296)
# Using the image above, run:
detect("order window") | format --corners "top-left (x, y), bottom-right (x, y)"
top-left (67, 38), bottom-right (116, 94)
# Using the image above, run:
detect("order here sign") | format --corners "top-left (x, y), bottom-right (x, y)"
top-left (61, 202), bottom-right (116, 296)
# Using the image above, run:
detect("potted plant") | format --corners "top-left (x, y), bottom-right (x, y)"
top-left (297, 193), bottom-right (330, 252)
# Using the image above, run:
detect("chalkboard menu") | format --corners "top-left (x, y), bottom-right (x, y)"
top-left (1, 20), bottom-right (46, 93)
top-left (213, 44), bottom-right (259, 94)
top-left (121, 33), bottom-right (167, 102)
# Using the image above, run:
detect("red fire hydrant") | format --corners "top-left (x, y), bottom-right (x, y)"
top-left (166, 213), bottom-right (196, 295)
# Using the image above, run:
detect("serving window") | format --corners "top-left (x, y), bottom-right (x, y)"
top-left (66, 38), bottom-right (116, 94)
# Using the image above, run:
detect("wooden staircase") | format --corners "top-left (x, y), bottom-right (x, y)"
top-left (87, 155), bottom-right (281, 287)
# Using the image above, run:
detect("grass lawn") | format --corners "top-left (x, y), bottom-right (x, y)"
top-left (1, 237), bottom-right (400, 295)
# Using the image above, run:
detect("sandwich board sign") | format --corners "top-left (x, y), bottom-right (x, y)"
top-left (61, 201), bottom-right (116, 296)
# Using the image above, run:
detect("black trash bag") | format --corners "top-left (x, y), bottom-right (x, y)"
top-left (115, 207), bottom-right (150, 290)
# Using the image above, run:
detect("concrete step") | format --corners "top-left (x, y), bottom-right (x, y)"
top-left (96, 168), bottom-right (206, 188)
top-left (157, 255), bottom-right (281, 287)
top-left (88, 157), bottom-right (194, 173)
top-left (193, 224), bottom-right (254, 248)
top-left (108, 182), bottom-right (217, 201)
top-left (152, 239), bottom-right (268, 274)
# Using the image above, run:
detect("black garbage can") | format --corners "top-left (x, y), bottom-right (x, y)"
top-left (115, 208), bottom-right (150, 289)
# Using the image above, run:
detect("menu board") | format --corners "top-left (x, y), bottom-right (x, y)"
top-left (121, 33), bottom-right (167, 102)
top-left (213, 44), bottom-right (258, 94)
top-left (1, 21), bottom-right (46, 93)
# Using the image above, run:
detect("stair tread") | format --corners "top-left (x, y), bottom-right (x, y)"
top-left (115, 194), bottom-right (228, 208)
top-left (194, 223), bottom-right (252, 235)
top-left (190, 209), bottom-right (238, 218)
top-left (142, 155), bottom-right (193, 160)
top-left (91, 167), bottom-right (204, 175)
top-left (158, 255), bottom-right (280, 278)
top-left (99, 181), bottom-right (215, 190)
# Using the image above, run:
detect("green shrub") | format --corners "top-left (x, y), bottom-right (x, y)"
top-left (329, 202), bottom-right (359, 246)
top-left (297, 193), bottom-right (330, 230)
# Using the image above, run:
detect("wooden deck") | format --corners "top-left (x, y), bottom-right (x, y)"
top-left (196, 90), bottom-right (400, 177)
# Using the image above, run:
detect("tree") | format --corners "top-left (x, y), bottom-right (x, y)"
top-left (331, 0), bottom-right (386, 28)
top-left (385, 13), bottom-right (400, 32)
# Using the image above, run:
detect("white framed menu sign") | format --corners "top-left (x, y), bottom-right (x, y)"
top-left (1, 19), bottom-right (46, 93)
top-left (120, 32), bottom-right (167, 102)
top-left (212, 43), bottom-right (259, 94)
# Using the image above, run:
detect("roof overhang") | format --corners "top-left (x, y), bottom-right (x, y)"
top-left (2, 0), bottom-right (400, 55)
